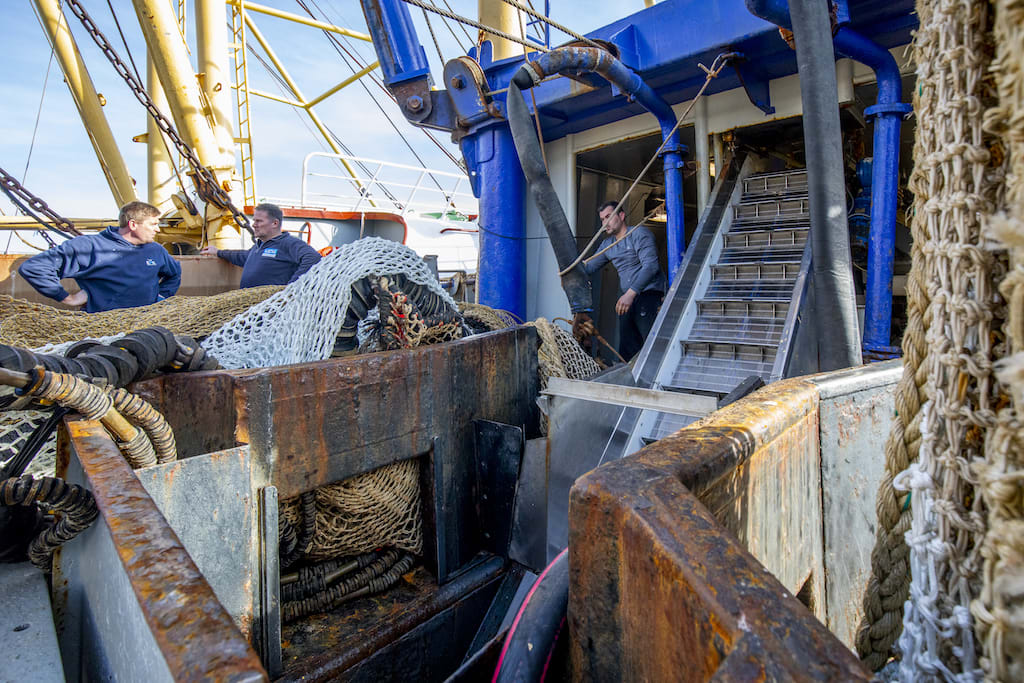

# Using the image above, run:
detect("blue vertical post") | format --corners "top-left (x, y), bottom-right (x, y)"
top-left (472, 126), bottom-right (527, 319)
top-left (663, 151), bottom-right (685, 281)
top-left (833, 27), bottom-right (911, 357)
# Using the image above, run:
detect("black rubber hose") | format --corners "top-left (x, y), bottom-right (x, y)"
top-left (296, 491), bottom-right (317, 555)
top-left (279, 514), bottom-right (301, 569)
top-left (0, 475), bottom-right (99, 571)
top-left (493, 548), bottom-right (569, 682)
top-left (788, 0), bottom-right (862, 369)
top-left (505, 82), bottom-right (593, 314)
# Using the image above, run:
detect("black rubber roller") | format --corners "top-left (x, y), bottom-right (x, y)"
top-left (65, 340), bottom-right (102, 358)
top-left (130, 329), bottom-right (172, 367)
top-left (113, 336), bottom-right (159, 380)
top-left (89, 347), bottom-right (138, 387)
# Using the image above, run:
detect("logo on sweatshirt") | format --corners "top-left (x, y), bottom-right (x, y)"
top-left (145, 259), bottom-right (157, 266)
top-left (263, 248), bottom-right (278, 258)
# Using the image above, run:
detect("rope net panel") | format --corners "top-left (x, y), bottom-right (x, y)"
top-left (201, 237), bottom-right (459, 369)
top-left (0, 287), bottom-right (282, 349)
top-left (859, 1), bottom-right (1012, 678)
top-left (974, 0), bottom-right (1024, 679)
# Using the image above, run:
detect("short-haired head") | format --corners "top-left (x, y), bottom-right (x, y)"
top-left (598, 200), bottom-right (624, 216)
top-left (119, 201), bottom-right (160, 229)
top-left (254, 202), bottom-right (283, 225)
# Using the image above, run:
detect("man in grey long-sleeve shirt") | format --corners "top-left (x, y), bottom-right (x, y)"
top-left (583, 201), bottom-right (667, 360)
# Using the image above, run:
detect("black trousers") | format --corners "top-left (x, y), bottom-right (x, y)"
top-left (617, 289), bottom-right (663, 361)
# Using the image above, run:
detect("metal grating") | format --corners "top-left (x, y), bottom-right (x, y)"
top-left (644, 166), bottom-right (809, 444)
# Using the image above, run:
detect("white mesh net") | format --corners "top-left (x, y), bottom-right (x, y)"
top-left (202, 237), bottom-right (459, 369)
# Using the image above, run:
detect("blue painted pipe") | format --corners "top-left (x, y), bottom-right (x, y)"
top-left (746, 0), bottom-right (911, 356)
top-left (514, 48), bottom-right (688, 281)
top-left (832, 28), bottom-right (911, 355)
top-left (465, 126), bottom-right (528, 319)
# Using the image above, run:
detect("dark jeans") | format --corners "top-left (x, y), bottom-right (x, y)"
top-left (618, 289), bottom-right (663, 361)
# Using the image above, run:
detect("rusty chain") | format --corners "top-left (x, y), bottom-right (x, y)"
top-left (62, 0), bottom-right (252, 237)
top-left (0, 166), bottom-right (81, 236)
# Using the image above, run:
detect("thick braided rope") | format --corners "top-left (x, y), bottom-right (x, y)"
top-left (972, 0), bottom-right (1024, 678)
top-left (202, 238), bottom-right (458, 369)
top-left (884, 1), bottom-right (1005, 679)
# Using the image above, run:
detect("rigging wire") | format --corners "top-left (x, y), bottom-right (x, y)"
top-left (296, 0), bottom-right (464, 195)
top-left (305, 0), bottom-right (465, 171)
top-left (436, 0), bottom-right (475, 49)
top-left (399, 0), bottom-right (549, 53)
top-left (22, 44), bottom-right (55, 184)
top-left (498, 0), bottom-right (602, 50)
top-left (104, 0), bottom-right (194, 213)
top-left (421, 7), bottom-right (447, 65)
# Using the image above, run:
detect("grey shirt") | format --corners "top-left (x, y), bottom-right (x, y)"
top-left (583, 225), bottom-right (666, 295)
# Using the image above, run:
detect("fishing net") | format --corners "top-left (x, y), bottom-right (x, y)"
top-left (0, 288), bottom-right (282, 349)
top-left (858, 1), bottom-right (1011, 679)
top-left (201, 237), bottom-right (459, 368)
top-left (972, 0), bottom-right (1024, 679)
top-left (280, 458), bottom-right (422, 560)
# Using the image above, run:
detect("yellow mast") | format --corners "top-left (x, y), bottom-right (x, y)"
top-left (478, 0), bottom-right (525, 61)
top-left (196, 0), bottom-right (237, 181)
top-left (131, 0), bottom-right (240, 246)
top-left (33, 0), bottom-right (137, 208)
top-left (146, 56), bottom-right (175, 213)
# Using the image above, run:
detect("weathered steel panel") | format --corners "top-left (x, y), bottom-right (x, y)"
top-left (810, 360), bottom-right (901, 648)
top-left (568, 379), bottom-right (869, 681)
top-left (54, 420), bottom-right (266, 683)
top-left (138, 328), bottom-right (538, 582)
top-left (0, 562), bottom-right (65, 682)
top-left (135, 446), bottom-right (259, 642)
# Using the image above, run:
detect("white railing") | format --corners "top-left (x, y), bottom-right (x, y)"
top-left (298, 153), bottom-right (478, 223)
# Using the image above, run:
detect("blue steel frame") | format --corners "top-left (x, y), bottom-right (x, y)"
top-left (358, 0), bottom-right (916, 323)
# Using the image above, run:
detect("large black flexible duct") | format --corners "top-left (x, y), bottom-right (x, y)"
top-left (493, 548), bottom-right (569, 682)
top-left (506, 83), bottom-right (593, 314)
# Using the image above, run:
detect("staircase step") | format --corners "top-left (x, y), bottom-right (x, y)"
top-left (688, 315), bottom-right (787, 346)
top-left (664, 343), bottom-right (777, 395)
top-left (711, 262), bottom-right (802, 281)
top-left (742, 169), bottom-right (808, 199)
top-left (718, 245), bottom-right (805, 264)
top-left (643, 411), bottom-right (700, 444)
top-left (697, 299), bottom-right (790, 320)
top-left (704, 280), bottom-right (796, 299)
top-left (733, 197), bottom-right (809, 227)
top-left (723, 228), bottom-right (808, 250)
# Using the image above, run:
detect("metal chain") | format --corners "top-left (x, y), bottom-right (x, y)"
top-left (62, 0), bottom-right (252, 236)
top-left (498, 0), bottom-right (603, 50)
top-left (0, 166), bottom-right (81, 236)
top-left (400, 0), bottom-right (549, 52)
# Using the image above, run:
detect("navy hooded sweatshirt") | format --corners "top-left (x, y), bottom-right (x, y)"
top-left (216, 233), bottom-right (321, 288)
top-left (18, 227), bottom-right (181, 313)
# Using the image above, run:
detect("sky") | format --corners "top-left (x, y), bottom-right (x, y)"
top-left (0, 0), bottom-right (632, 241)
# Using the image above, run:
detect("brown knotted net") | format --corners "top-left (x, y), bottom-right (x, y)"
top-left (0, 287), bottom-right (282, 348)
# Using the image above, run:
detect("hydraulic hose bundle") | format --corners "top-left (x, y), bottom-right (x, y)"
top-left (281, 548), bottom-right (416, 622)
top-left (0, 475), bottom-right (98, 570)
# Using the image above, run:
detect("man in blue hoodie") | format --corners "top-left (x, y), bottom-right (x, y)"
top-left (201, 203), bottom-right (320, 288)
top-left (18, 201), bottom-right (181, 313)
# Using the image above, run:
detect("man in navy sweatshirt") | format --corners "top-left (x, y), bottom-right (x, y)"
top-left (201, 203), bottom-right (320, 288)
top-left (18, 201), bottom-right (181, 313)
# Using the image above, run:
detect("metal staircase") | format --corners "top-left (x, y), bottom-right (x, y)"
top-left (605, 155), bottom-right (815, 455)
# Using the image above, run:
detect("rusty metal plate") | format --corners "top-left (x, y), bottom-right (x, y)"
top-left (55, 419), bottom-right (266, 682)
top-left (567, 378), bottom-right (871, 681)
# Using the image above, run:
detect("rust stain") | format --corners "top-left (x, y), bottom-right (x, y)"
top-left (66, 419), bottom-right (267, 682)
top-left (568, 378), bottom-right (871, 681)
